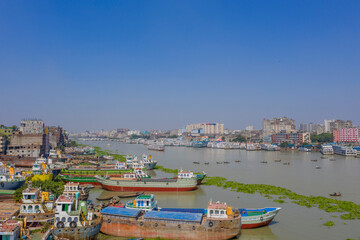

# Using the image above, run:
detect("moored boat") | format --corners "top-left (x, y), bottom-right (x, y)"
top-left (101, 199), bottom-right (241, 240)
top-left (238, 207), bottom-right (281, 229)
top-left (95, 175), bottom-right (197, 192)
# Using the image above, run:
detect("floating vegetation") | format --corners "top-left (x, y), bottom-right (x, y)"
top-left (323, 221), bottom-right (335, 227)
top-left (274, 199), bottom-right (285, 204)
top-left (154, 165), bottom-right (178, 174)
top-left (200, 176), bottom-right (360, 220)
top-left (94, 147), bottom-right (126, 161)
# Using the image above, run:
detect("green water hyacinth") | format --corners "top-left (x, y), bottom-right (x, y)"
top-left (201, 176), bottom-right (360, 220)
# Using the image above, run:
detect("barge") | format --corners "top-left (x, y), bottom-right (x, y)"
top-left (101, 199), bottom-right (241, 240)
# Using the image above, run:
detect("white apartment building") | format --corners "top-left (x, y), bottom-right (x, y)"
top-left (186, 123), bottom-right (224, 135)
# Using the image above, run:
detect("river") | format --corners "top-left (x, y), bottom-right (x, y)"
top-left (79, 140), bottom-right (360, 240)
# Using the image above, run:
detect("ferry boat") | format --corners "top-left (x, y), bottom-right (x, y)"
top-left (50, 194), bottom-right (102, 240)
top-left (18, 184), bottom-right (55, 226)
top-left (192, 140), bottom-right (208, 148)
top-left (298, 147), bottom-right (311, 152)
top-left (0, 163), bottom-right (26, 190)
top-left (320, 145), bottom-right (334, 155)
top-left (95, 174), bottom-right (198, 192)
top-left (125, 194), bottom-right (159, 211)
top-left (147, 144), bottom-right (165, 151)
top-left (101, 199), bottom-right (241, 240)
top-left (246, 143), bottom-right (256, 151)
top-left (332, 145), bottom-right (357, 156)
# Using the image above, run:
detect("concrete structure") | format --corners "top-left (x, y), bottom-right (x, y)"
top-left (324, 119), bottom-right (335, 133)
top-left (0, 126), bottom-right (14, 138)
top-left (48, 126), bottom-right (66, 148)
top-left (0, 136), bottom-right (6, 154)
top-left (272, 130), bottom-right (311, 144)
top-left (333, 128), bottom-right (359, 143)
top-left (20, 119), bottom-right (44, 134)
top-left (299, 123), bottom-right (324, 134)
top-left (185, 123), bottom-right (224, 135)
top-left (0, 220), bottom-right (21, 240)
top-left (263, 117), bottom-right (296, 141)
top-left (325, 119), bottom-right (352, 133)
top-left (7, 132), bottom-right (49, 157)
top-left (245, 125), bottom-right (254, 131)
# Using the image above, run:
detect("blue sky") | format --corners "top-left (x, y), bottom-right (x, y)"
top-left (0, 1), bottom-right (359, 132)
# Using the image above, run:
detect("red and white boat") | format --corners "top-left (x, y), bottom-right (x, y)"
top-left (238, 207), bottom-right (281, 229)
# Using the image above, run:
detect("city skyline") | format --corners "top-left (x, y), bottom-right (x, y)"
top-left (1, 1), bottom-right (359, 132)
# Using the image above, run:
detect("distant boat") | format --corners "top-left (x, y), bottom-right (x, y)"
top-left (283, 162), bottom-right (290, 165)
top-left (96, 196), bottom-right (113, 201)
top-left (311, 159), bottom-right (318, 162)
top-left (329, 192), bottom-right (341, 197)
top-left (315, 166), bottom-right (321, 169)
top-left (235, 160), bottom-right (241, 163)
top-left (204, 162), bottom-right (210, 165)
top-left (260, 161), bottom-right (268, 164)
top-left (274, 159), bottom-right (281, 162)
top-left (118, 191), bottom-right (144, 198)
top-left (193, 161), bottom-right (200, 164)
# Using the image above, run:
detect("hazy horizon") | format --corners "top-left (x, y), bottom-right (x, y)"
top-left (1, 1), bottom-right (359, 132)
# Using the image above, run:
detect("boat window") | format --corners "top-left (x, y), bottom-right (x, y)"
top-left (22, 205), bottom-right (26, 210)
top-left (62, 217), bottom-right (66, 222)
top-left (220, 210), bottom-right (224, 215)
top-left (56, 217), bottom-right (60, 222)
top-left (35, 205), bottom-right (40, 210)
top-left (215, 210), bottom-right (219, 215)
top-left (210, 210), bottom-right (213, 214)
top-left (28, 205), bottom-right (33, 211)
top-left (74, 217), bottom-right (78, 222)
top-left (68, 217), bottom-right (72, 222)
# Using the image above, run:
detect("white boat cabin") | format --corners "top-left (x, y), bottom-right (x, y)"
top-left (115, 161), bottom-right (127, 170)
top-left (178, 170), bottom-right (194, 179)
top-left (21, 188), bottom-right (54, 214)
top-left (207, 201), bottom-right (231, 219)
top-left (63, 182), bottom-right (81, 198)
top-left (125, 155), bottom-right (134, 165)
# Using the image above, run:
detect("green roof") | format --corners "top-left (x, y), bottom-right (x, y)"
top-left (137, 194), bottom-right (152, 199)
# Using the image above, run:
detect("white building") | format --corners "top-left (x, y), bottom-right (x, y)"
top-left (185, 123), bottom-right (224, 135)
top-left (324, 119), bottom-right (335, 133)
top-left (20, 120), bottom-right (44, 134)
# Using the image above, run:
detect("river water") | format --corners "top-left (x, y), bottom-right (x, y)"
top-left (79, 140), bottom-right (360, 240)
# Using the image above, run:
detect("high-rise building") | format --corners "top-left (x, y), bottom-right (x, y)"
top-left (185, 123), bottom-right (224, 135)
top-left (324, 119), bottom-right (335, 133)
top-left (262, 117), bottom-right (296, 138)
top-left (20, 119), bottom-right (44, 134)
top-left (0, 136), bottom-right (6, 154)
top-left (329, 120), bottom-right (352, 133)
top-left (271, 130), bottom-right (311, 144)
top-left (299, 123), bottom-right (324, 134)
top-left (333, 128), bottom-right (358, 143)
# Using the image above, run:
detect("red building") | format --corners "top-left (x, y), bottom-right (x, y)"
top-left (333, 128), bottom-right (359, 143)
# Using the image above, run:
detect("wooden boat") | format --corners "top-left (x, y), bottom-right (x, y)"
top-left (283, 162), bottom-right (290, 165)
top-left (311, 159), bottom-right (318, 162)
top-left (118, 191), bottom-right (144, 198)
top-left (274, 159), bottom-right (281, 162)
top-left (329, 159), bottom-right (336, 161)
top-left (329, 193), bottom-right (341, 197)
top-left (315, 166), bottom-right (321, 169)
top-left (234, 160), bottom-right (241, 163)
top-left (96, 196), bottom-right (113, 201)
top-left (260, 161), bottom-right (267, 163)
top-left (193, 161), bottom-right (200, 164)
top-left (223, 161), bottom-right (230, 164)
top-left (204, 162), bottom-right (210, 165)
top-left (216, 162), bottom-right (222, 164)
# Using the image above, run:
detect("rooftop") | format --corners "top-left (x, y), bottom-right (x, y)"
top-left (144, 211), bottom-right (203, 223)
top-left (137, 194), bottom-right (153, 199)
top-left (0, 220), bottom-right (20, 233)
top-left (101, 207), bottom-right (141, 217)
top-left (56, 195), bottom-right (73, 203)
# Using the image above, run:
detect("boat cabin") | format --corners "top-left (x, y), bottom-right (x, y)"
top-left (0, 220), bottom-right (21, 240)
top-left (125, 155), bottom-right (134, 165)
top-left (207, 201), bottom-right (231, 219)
top-left (115, 161), bottom-right (127, 170)
top-left (125, 194), bottom-right (158, 211)
top-left (123, 173), bottom-right (137, 179)
top-left (141, 154), bottom-right (152, 163)
top-left (21, 187), bottom-right (54, 214)
top-left (178, 170), bottom-right (194, 179)
top-left (63, 182), bottom-right (81, 198)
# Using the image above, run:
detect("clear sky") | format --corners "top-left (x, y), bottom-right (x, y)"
top-left (1, 0), bottom-right (359, 132)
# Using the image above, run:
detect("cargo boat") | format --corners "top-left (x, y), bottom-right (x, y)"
top-left (238, 207), bottom-right (281, 228)
top-left (0, 163), bottom-right (26, 190)
top-left (147, 144), bottom-right (165, 151)
top-left (177, 169), bottom-right (206, 185)
top-left (95, 175), bottom-right (198, 192)
top-left (320, 145), bottom-right (334, 155)
top-left (101, 199), bottom-right (241, 240)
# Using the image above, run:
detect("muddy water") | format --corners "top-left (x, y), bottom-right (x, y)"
top-left (81, 141), bottom-right (360, 240)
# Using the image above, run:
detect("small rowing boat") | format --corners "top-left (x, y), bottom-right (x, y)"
top-left (96, 196), bottom-right (113, 201)
top-left (118, 191), bottom-right (144, 198)
top-left (329, 192), bottom-right (341, 197)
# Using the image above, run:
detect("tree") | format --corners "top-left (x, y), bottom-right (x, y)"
top-left (232, 135), bottom-right (246, 143)
top-left (311, 133), bottom-right (333, 143)
top-left (280, 142), bottom-right (290, 148)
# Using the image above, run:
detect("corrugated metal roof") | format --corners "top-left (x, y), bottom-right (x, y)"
top-left (101, 207), bottom-right (141, 217)
top-left (144, 211), bottom-right (202, 223)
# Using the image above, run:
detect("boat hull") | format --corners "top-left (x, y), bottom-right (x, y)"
top-left (144, 161), bottom-right (157, 170)
top-left (97, 177), bottom-right (198, 192)
top-left (0, 180), bottom-right (26, 190)
top-left (60, 175), bottom-right (101, 186)
top-left (101, 213), bottom-right (240, 240)
top-left (239, 207), bottom-right (281, 229)
top-left (51, 223), bottom-right (101, 240)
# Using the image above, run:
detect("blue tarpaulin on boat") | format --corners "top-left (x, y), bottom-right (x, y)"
top-left (101, 207), bottom-right (141, 217)
top-left (160, 208), bottom-right (205, 215)
top-left (144, 211), bottom-right (203, 223)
